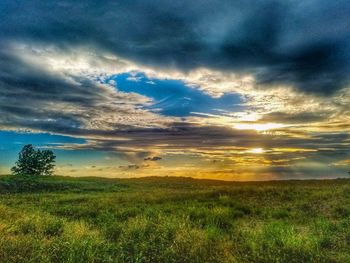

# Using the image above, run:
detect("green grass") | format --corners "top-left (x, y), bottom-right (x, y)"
top-left (0, 175), bottom-right (350, 262)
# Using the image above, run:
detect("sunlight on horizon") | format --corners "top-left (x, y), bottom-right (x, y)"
top-left (234, 123), bottom-right (288, 132)
top-left (246, 148), bottom-right (265, 154)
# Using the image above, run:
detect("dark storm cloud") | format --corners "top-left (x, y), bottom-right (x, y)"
top-left (0, 48), bottom-right (107, 107)
top-left (0, 49), bottom-right (81, 131)
top-left (1, 0), bottom-right (349, 94)
top-left (0, 46), bottom-right (157, 134)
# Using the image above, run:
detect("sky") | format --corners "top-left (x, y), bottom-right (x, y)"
top-left (0, 0), bottom-right (349, 180)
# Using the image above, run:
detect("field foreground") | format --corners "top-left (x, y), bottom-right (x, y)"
top-left (0, 175), bottom-right (350, 263)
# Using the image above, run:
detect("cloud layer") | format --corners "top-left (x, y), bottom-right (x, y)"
top-left (0, 1), bottom-right (349, 180)
top-left (1, 0), bottom-right (350, 94)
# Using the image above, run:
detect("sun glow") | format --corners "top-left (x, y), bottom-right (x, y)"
top-left (246, 148), bottom-right (265, 154)
top-left (234, 122), bottom-right (287, 132)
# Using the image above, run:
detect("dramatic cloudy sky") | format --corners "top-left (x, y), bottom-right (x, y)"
top-left (1, 0), bottom-right (350, 180)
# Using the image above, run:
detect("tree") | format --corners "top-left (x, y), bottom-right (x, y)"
top-left (11, 144), bottom-right (56, 176)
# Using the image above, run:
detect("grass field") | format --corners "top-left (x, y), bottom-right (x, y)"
top-left (0, 175), bottom-right (350, 262)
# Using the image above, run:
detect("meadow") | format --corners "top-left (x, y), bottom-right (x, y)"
top-left (0, 175), bottom-right (350, 263)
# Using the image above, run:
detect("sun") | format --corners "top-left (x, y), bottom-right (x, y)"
top-left (246, 148), bottom-right (265, 154)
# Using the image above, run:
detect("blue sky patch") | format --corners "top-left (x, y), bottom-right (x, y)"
top-left (107, 73), bottom-right (243, 117)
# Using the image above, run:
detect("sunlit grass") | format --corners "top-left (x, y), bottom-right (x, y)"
top-left (0, 175), bottom-right (350, 262)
